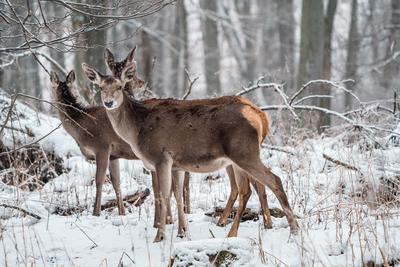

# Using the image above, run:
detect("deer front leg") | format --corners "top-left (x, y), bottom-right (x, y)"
top-left (93, 150), bottom-right (110, 216)
top-left (172, 170), bottom-right (187, 238)
top-left (109, 159), bottom-right (125, 215)
top-left (153, 162), bottom-right (172, 242)
top-left (217, 165), bottom-right (238, 227)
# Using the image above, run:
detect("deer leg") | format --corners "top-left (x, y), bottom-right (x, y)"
top-left (227, 166), bottom-right (251, 237)
top-left (153, 161), bottom-right (173, 242)
top-left (151, 171), bottom-right (161, 228)
top-left (109, 159), bottom-right (125, 215)
top-left (217, 165), bottom-right (238, 227)
top-left (252, 180), bottom-right (273, 229)
top-left (172, 170), bottom-right (187, 238)
top-left (93, 150), bottom-right (110, 216)
top-left (183, 172), bottom-right (191, 214)
top-left (233, 158), bottom-right (299, 235)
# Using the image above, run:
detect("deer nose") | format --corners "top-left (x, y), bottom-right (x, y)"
top-left (104, 101), bottom-right (113, 108)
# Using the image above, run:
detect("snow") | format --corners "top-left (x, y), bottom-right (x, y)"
top-left (1, 91), bottom-right (400, 266)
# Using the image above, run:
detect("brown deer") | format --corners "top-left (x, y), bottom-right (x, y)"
top-left (82, 50), bottom-right (299, 242)
top-left (104, 48), bottom-right (273, 233)
top-left (49, 71), bottom-right (186, 233)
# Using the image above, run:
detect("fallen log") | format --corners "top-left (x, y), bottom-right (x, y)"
top-left (54, 188), bottom-right (151, 216)
top-left (204, 206), bottom-right (286, 222)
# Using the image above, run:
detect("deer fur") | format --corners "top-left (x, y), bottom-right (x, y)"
top-left (49, 71), bottom-right (184, 228)
top-left (82, 48), bottom-right (299, 242)
top-left (103, 48), bottom-right (274, 234)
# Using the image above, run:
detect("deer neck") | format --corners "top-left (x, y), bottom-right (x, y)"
top-left (106, 92), bottom-right (147, 154)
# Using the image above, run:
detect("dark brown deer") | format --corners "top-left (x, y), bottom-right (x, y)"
top-left (49, 71), bottom-right (186, 233)
top-left (104, 48), bottom-right (273, 234)
top-left (82, 51), bottom-right (299, 242)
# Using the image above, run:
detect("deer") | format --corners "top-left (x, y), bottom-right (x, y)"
top-left (82, 48), bottom-right (299, 242)
top-left (49, 70), bottom-right (187, 234)
top-left (103, 48), bottom-right (274, 232)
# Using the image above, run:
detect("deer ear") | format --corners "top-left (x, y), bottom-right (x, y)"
top-left (50, 71), bottom-right (59, 87)
top-left (125, 46), bottom-right (136, 65)
top-left (104, 48), bottom-right (115, 70)
top-left (82, 63), bottom-right (101, 85)
top-left (66, 70), bottom-right (75, 86)
top-left (121, 64), bottom-right (136, 83)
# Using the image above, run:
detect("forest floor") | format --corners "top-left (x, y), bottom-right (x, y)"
top-left (1, 90), bottom-right (400, 266)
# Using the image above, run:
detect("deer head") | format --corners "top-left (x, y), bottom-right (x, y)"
top-left (50, 70), bottom-right (76, 94)
top-left (82, 47), bottom-right (143, 110)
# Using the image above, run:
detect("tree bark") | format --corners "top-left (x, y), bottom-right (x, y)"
top-left (184, 0), bottom-right (207, 97)
top-left (344, 0), bottom-right (359, 110)
top-left (201, 0), bottom-right (221, 95)
top-left (297, 0), bottom-right (324, 89)
top-left (319, 0), bottom-right (338, 128)
top-left (277, 0), bottom-right (295, 89)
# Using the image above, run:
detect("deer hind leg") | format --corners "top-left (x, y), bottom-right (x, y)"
top-left (252, 180), bottom-right (273, 229)
top-left (172, 170), bottom-right (188, 238)
top-left (151, 171), bottom-right (161, 228)
top-left (229, 146), bottom-right (298, 234)
top-left (109, 159), bottom-right (125, 215)
top-left (153, 161), bottom-right (173, 242)
top-left (227, 166), bottom-right (251, 237)
top-left (217, 165), bottom-right (238, 227)
top-left (93, 150), bottom-right (110, 216)
top-left (183, 172), bottom-right (191, 214)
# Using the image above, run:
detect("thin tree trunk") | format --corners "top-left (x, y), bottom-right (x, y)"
top-left (344, 0), bottom-right (359, 110)
top-left (319, 0), bottom-right (337, 128)
top-left (201, 0), bottom-right (221, 95)
top-left (277, 0), bottom-right (295, 89)
top-left (184, 0), bottom-right (207, 97)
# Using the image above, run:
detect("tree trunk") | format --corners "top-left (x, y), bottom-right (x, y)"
top-left (344, 0), bottom-right (359, 110)
top-left (383, 0), bottom-right (400, 91)
top-left (177, 0), bottom-right (188, 97)
top-left (184, 0), bottom-right (207, 98)
top-left (277, 0), bottom-right (295, 89)
top-left (319, 0), bottom-right (338, 128)
top-left (201, 0), bottom-right (221, 95)
top-left (297, 0), bottom-right (324, 89)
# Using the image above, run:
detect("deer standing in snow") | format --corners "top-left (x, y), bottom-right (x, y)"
top-left (50, 71), bottom-right (185, 229)
top-left (82, 48), bottom-right (298, 242)
top-left (102, 48), bottom-right (275, 232)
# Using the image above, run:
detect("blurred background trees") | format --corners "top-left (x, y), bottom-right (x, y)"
top-left (1, 0), bottom-right (400, 130)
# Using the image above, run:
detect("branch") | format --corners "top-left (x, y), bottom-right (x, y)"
top-left (289, 79), bottom-right (360, 106)
top-left (181, 68), bottom-right (199, 100)
top-left (0, 204), bottom-right (41, 220)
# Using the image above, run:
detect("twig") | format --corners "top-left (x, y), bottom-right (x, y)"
top-left (0, 204), bottom-right (41, 220)
top-left (181, 68), bottom-right (199, 100)
top-left (261, 144), bottom-right (295, 155)
top-left (322, 154), bottom-right (361, 173)
top-left (117, 252), bottom-right (135, 266)
top-left (74, 223), bottom-right (98, 249)
top-left (0, 124), bottom-right (61, 156)
top-left (289, 79), bottom-right (360, 106)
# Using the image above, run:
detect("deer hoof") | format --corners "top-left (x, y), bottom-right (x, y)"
top-left (153, 232), bottom-right (165, 243)
top-left (216, 220), bottom-right (227, 227)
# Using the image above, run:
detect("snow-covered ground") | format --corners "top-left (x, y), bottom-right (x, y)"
top-left (1, 90), bottom-right (400, 266)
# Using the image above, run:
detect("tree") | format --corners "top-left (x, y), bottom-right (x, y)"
top-left (320, 0), bottom-right (338, 127)
top-left (344, 0), bottom-right (359, 110)
top-left (277, 0), bottom-right (295, 89)
top-left (383, 0), bottom-right (400, 92)
top-left (184, 0), bottom-right (207, 97)
top-left (201, 0), bottom-right (221, 95)
top-left (297, 0), bottom-right (324, 90)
